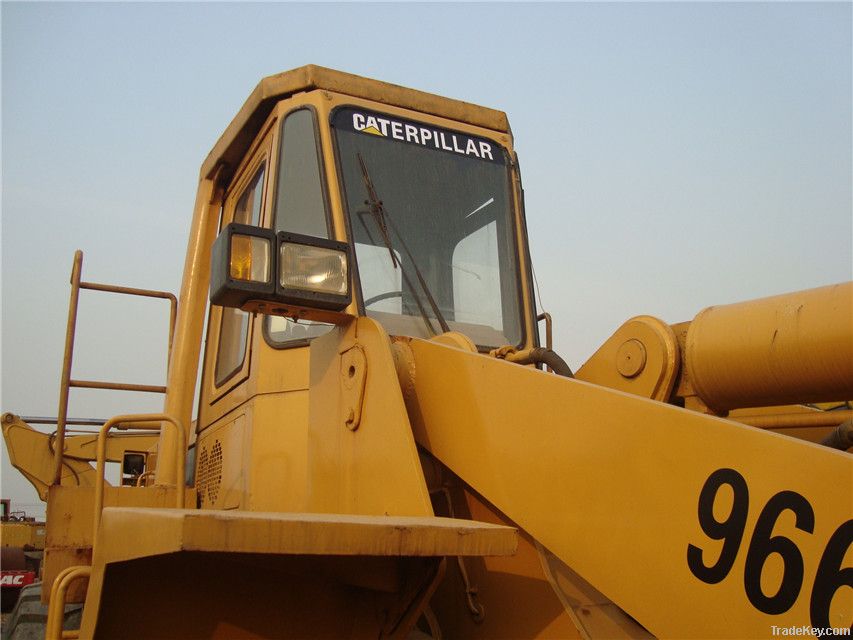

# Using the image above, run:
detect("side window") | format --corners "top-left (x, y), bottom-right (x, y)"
top-left (452, 221), bottom-right (504, 336)
top-left (266, 109), bottom-right (334, 345)
top-left (274, 109), bottom-right (328, 238)
top-left (214, 165), bottom-right (265, 385)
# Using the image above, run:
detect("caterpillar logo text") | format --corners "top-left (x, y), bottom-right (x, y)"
top-left (347, 109), bottom-right (498, 162)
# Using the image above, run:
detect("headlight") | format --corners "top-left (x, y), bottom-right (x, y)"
top-left (210, 224), bottom-right (351, 318)
top-left (280, 243), bottom-right (348, 294)
top-left (276, 232), bottom-right (351, 310)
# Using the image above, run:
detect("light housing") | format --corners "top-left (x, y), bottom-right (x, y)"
top-left (277, 232), bottom-right (349, 310)
top-left (210, 223), bottom-right (352, 321)
top-left (210, 223), bottom-right (275, 308)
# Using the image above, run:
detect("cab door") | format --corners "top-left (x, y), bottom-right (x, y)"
top-left (194, 121), bottom-right (275, 509)
top-left (195, 103), bottom-right (336, 511)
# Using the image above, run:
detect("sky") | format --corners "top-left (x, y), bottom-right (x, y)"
top-left (2, 2), bottom-right (851, 517)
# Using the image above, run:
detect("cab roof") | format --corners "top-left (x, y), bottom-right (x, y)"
top-left (201, 65), bottom-right (511, 181)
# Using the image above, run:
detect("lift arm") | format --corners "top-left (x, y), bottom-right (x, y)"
top-left (1, 414), bottom-right (160, 500)
top-left (394, 338), bottom-right (852, 639)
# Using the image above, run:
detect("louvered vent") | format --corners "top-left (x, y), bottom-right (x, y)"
top-left (207, 440), bottom-right (223, 504)
top-left (196, 440), bottom-right (223, 507)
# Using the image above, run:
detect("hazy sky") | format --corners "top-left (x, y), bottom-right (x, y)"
top-left (2, 2), bottom-right (851, 516)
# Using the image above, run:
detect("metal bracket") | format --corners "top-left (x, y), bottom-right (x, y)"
top-left (340, 345), bottom-right (367, 431)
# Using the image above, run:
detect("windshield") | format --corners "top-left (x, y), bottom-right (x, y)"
top-left (333, 107), bottom-right (523, 348)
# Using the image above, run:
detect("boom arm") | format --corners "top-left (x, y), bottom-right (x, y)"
top-left (1, 414), bottom-right (160, 500)
top-left (393, 337), bottom-right (852, 638)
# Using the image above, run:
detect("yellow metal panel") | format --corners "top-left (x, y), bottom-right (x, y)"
top-left (403, 338), bottom-right (853, 638)
top-left (89, 507), bottom-right (516, 563)
top-left (1, 414), bottom-right (98, 500)
top-left (249, 391), bottom-right (311, 513)
top-left (201, 65), bottom-right (510, 181)
top-left (62, 432), bottom-right (160, 463)
top-left (253, 328), bottom-right (311, 394)
top-left (42, 485), bottom-right (195, 604)
top-left (576, 316), bottom-right (679, 401)
top-left (306, 317), bottom-right (434, 517)
top-left (428, 481), bottom-right (587, 639)
top-left (196, 413), bottom-right (247, 510)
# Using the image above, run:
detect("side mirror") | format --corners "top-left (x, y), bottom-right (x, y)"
top-left (122, 452), bottom-right (146, 476)
top-left (210, 223), bottom-right (352, 324)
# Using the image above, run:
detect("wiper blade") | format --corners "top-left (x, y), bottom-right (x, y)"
top-left (357, 153), bottom-right (451, 335)
top-left (357, 154), bottom-right (399, 269)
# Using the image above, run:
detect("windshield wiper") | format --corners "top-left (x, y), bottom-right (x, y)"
top-left (357, 153), bottom-right (451, 335)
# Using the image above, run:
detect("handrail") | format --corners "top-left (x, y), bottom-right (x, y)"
top-left (93, 413), bottom-right (186, 537)
top-left (46, 565), bottom-right (91, 640)
top-left (25, 416), bottom-right (110, 426)
top-left (536, 312), bottom-right (553, 351)
top-left (135, 470), bottom-right (156, 487)
top-left (69, 379), bottom-right (166, 394)
top-left (78, 280), bottom-right (177, 365)
top-left (53, 251), bottom-right (84, 485)
top-left (52, 251), bottom-right (176, 485)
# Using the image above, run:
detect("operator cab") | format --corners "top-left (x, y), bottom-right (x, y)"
top-left (209, 67), bottom-right (533, 354)
top-left (195, 67), bottom-right (537, 511)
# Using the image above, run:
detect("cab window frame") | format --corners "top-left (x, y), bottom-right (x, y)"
top-left (262, 105), bottom-right (336, 351)
top-left (212, 161), bottom-right (267, 389)
top-left (207, 129), bottom-right (273, 399)
top-left (328, 103), bottom-right (528, 352)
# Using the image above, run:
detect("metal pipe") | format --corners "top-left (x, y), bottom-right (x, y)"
top-left (79, 280), bottom-right (175, 301)
top-left (158, 173), bottom-right (221, 486)
top-left (46, 565), bottom-right (91, 640)
top-left (135, 470), bottom-right (156, 487)
top-left (53, 251), bottom-right (84, 485)
top-left (94, 413), bottom-right (185, 538)
top-left (23, 417), bottom-right (108, 426)
top-left (80, 281), bottom-right (177, 365)
top-left (536, 312), bottom-right (554, 372)
top-left (69, 379), bottom-right (166, 394)
top-left (155, 171), bottom-right (221, 485)
top-left (536, 312), bottom-right (553, 351)
top-left (735, 410), bottom-right (853, 429)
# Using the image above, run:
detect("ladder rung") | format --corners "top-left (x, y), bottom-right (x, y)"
top-left (69, 379), bottom-right (167, 394)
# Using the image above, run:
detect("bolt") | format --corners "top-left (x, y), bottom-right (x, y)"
top-left (616, 339), bottom-right (647, 378)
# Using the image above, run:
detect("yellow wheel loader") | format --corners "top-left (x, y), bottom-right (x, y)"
top-left (2, 65), bottom-right (851, 640)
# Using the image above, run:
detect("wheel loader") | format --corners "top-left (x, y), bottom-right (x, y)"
top-left (2, 65), bottom-right (851, 640)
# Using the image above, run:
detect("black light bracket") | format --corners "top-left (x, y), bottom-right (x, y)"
top-left (210, 223), bottom-right (353, 324)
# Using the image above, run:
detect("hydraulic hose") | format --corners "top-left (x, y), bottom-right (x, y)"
top-left (498, 347), bottom-right (574, 378)
top-left (820, 419), bottom-right (853, 451)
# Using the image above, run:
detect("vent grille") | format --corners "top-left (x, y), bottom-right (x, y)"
top-left (196, 439), bottom-right (223, 506)
top-left (207, 440), bottom-right (223, 504)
